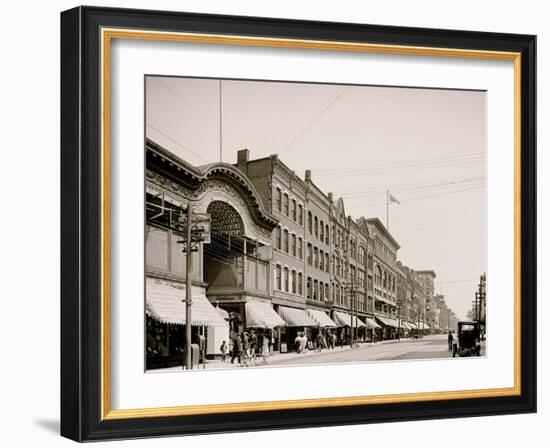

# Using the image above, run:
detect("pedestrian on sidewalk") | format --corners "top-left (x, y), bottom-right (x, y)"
top-left (315, 332), bottom-right (324, 353)
top-left (220, 340), bottom-right (227, 362)
top-left (231, 333), bottom-right (242, 365)
top-left (447, 331), bottom-right (454, 352)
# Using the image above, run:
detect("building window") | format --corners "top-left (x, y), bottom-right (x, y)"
top-left (319, 250), bottom-right (324, 271)
top-left (308, 211), bottom-right (312, 234)
top-left (325, 253), bottom-right (329, 273)
top-left (298, 273), bottom-right (303, 295)
top-left (314, 216), bottom-right (319, 238)
top-left (275, 187), bottom-right (282, 212)
top-left (291, 234), bottom-right (297, 257)
top-left (320, 282), bottom-right (324, 301)
top-left (298, 205), bottom-right (303, 226)
top-left (298, 237), bottom-right (303, 259)
top-left (284, 193), bottom-right (289, 216)
top-left (314, 247), bottom-right (318, 268)
top-left (283, 229), bottom-right (289, 253)
top-left (332, 224), bottom-right (336, 244)
top-left (307, 243), bottom-right (312, 265)
top-left (284, 267), bottom-right (289, 292)
top-left (313, 280), bottom-right (318, 301)
top-left (325, 224), bottom-right (330, 244)
top-left (275, 227), bottom-right (281, 250)
top-left (359, 247), bottom-right (366, 265)
top-left (292, 270), bottom-right (297, 294)
top-left (275, 265), bottom-right (282, 290)
top-left (325, 284), bottom-right (329, 301)
top-left (307, 277), bottom-right (312, 299)
top-left (320, 220), bottom-right (324, 241)
top-left (291, 199), bottom-right (297, 221)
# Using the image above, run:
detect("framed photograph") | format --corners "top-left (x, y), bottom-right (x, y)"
top-left (60, 6), bottom-right (536, 441)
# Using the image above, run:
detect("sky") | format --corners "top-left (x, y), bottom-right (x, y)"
top-left (145, 76), bottom-right (487, 320)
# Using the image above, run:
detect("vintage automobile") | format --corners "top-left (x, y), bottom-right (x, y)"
top-left (452, 321), bottom-right (481, 357)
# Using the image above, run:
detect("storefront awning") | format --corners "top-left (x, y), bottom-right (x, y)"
top-left (408, 322), bottom-right (418, 330)
top-left (279, 306), bottom-right (317, 327)
top-left (306, 309), bottom-right (338, 327)
top-left (401, 322), bottom-right (413, 330)
top-left (246, 300), bottom-right (286, 329)
top-left (364, 317), bottom-right (381, 329)
top-left (146, 278), bottom-right (228, 327)
top-left (333, 311), bottom-right (367, 328)
top-left (375, 316), bottom-right (399, 328)
top-left (216, 307), bottom-right (229, 320)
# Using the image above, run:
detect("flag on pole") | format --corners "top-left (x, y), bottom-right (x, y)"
top-left (389, 193), bottom-right (400, 204)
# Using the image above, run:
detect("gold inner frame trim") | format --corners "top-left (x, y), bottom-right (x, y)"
top-left (100, 27), bottom-right (522, 421)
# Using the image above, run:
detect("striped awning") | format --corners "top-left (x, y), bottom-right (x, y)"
top-left (333, 311), bottom-right (366, 328)
top-left (216, 307), bottom-right (229, 320)
top-left (365, 317), bottom-right (381, 329)
top-left (145, 278), bottom-right (228, 327)
top-left (246, 300), bottom-right (286, 329)
top-left (306, 309), bottom-right (338, 327)
top-left (279, 307), bottom-right (317, 327)
top-left (376, 316), bottom-right (399, 328)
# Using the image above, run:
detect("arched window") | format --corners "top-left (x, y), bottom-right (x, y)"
top-left (375, 265), bottom-right (382, 285)
top-left (291, 199), bottom-right (297, 221)
top-left (308, 211), bottom-right (312, 234)
top-left (325, 224), bottom-right (330, 244)
top-left (359, 246), bottom-right (366, 265)
top-left (319, 220), bottom-right (324, 241)
top-left (314, 216), bottom-right (319, 238)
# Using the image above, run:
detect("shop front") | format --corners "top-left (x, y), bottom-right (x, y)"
top-left (278, 306), bottom-right (317, 352)
top-left (332, 310), bottom-right (367, 345)
top-left (375, 315), bottom-right (399, 340)
top-left (145, 277), bottom-right (228, 370)
top-left (245, 299), bottom-right (287, 354)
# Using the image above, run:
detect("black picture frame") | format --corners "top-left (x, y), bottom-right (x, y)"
top-left (61, 6), bottom-right (536, 442)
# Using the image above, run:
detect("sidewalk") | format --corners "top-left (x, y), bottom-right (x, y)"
top-left (153, 337), bottom-right (433, 372)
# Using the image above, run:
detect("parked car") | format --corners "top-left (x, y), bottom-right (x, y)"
top-left (452, 321), bottom-right (481, 357)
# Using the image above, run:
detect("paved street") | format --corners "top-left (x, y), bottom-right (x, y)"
top-left (272, 334), bottom-right (456, 367)
top-left (153, 334), bottom-right (486, 372)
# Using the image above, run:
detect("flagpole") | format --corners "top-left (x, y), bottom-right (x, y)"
top-left (219, 80), bottom-right (222, 162)
top-left (386, 189), bottom-right (389, 230)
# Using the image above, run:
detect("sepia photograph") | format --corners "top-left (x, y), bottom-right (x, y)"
top-left (144, 76), bottom-right (488, 372)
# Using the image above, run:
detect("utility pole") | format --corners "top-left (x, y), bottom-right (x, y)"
top-left (397, 299), bottom-right (401, 341)
top-left (174, 201), bottom-right (211, 370)
top-left (185, 200), bottom-right (193, 370)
